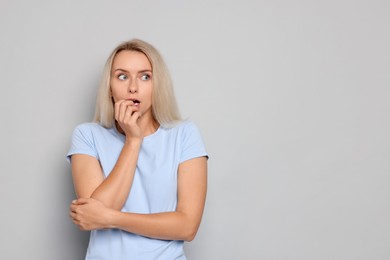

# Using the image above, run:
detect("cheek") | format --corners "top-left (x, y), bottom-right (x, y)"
top-left (110, 87), bottom-right (116, 101)
top-left (146, 85), bottom-right (153, 97)
top-left (145, 91), bottom-right (153, 104)
top-left (110, 84), bottom-right (124, 100)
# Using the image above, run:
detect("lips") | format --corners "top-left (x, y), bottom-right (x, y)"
top-left (128, 99), bottom-right (140, 104)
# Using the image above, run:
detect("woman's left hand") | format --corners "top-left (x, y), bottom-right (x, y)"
top-left (69, 198), bottom-right (114, 231)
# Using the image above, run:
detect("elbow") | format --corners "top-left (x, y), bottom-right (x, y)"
top-left (182, 224), bottom-right (199, 242)
top-left (184, 233), bottom-right (196, 242)
top-left (175, 211), bottom-right (202, 241)
top-left (183, 233), bottom-right (196, 242)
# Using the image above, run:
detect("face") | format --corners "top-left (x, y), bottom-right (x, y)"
top-left (110, 50), bottom-right (153, 118)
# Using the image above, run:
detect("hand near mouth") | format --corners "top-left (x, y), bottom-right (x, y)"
top-left (114, 99), bottom-right (142, 139)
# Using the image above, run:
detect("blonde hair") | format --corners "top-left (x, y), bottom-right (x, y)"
top-left (94, 39), bottom-right (181, 128)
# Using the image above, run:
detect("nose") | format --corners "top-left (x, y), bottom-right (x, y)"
top-left (128, 79), bottom-right (138, 93)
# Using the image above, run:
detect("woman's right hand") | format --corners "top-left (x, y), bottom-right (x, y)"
top-left (114, 100), bottom-right (142, 139)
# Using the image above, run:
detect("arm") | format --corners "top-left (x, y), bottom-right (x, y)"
top-left (70, 156), bottom-right (207, 241)
top-left (71, 137), bottom-right (141, 210)
top-left (71, 100), bottom-right (142, 210)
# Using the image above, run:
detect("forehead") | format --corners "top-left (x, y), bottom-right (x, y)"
top-left (112, 50), bottom-right (152, 71)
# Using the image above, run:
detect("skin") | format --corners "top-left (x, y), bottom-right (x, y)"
top-left (69, 50), bottom-right (207, 241)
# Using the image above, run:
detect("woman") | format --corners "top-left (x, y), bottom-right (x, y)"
top-left (67, 39), bottom-right (208, 260)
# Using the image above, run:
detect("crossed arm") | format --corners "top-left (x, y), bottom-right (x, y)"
top-left (69, 144), bottom-right (207, 241)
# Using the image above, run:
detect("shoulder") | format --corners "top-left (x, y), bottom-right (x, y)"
top-left (72, 122), bottom-right (110, 135)
top-left (168, 120), bottom-right (200, 133)
top-left (180, 120), bottom-right (203, 135)
top-left (171, 121), bottom-right (208, 162)
top-left (71, 122), bottom-right (114, 141)
top-left (73, 122), bottom-right (105, 131)
top-left (168, 120), bottom-right (206, 144)
top-left (158, 120), bottom-right (202, 139)
top-left (154, 120), bottom-right (203, 143)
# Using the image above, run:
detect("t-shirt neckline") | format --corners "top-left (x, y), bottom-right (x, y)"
top-left (112, 124), bottom-right (162, 141)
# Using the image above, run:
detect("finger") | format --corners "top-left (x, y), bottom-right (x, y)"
top-left (114, 100), bottom-right (128, 120)
top-left (70, 204), bottom-right (77, 212)
top-left (118, 101), bottom-right (134, 122)
top-left (118, 101), bottom-right (127, 122)
top-left (69, 211), bottom-right (77, 219)
top-left (73, 197), bottom-right (90, 205)
top-left (129, 111), bottom-right (141, 125)
top-left (114, 100), bottom-right (122, 121)
top-left (73, 219), bottom-right (82, 228)
top-left (124, 106), bottom-right (137, 123)
top-left (70, 214), bottom-right (80, 227)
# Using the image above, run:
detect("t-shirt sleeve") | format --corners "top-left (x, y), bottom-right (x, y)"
top-left (66, 124), bottom-right (98, 163)
top-left (179, 122), bottom-right (209, 163)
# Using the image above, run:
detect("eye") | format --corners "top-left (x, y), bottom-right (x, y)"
top-left (117, 74), bottom-right (128, 81)
top-left (140, 74), bottom-right (151, 81)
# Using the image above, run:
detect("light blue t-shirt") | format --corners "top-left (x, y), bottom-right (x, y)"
top-left (67, 120), bottom-right (208, 260)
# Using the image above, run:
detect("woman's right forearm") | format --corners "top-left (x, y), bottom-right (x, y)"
top-left (90, 138), bottom-right (142, 210)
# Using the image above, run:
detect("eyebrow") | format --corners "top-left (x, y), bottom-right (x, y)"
top-left (113, 68), bottom-right (152, 73)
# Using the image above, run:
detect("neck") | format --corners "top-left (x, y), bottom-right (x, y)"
top-left (138, 115), bottom-right (160, 137)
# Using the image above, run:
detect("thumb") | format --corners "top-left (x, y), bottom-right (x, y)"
top-left (72, 197), bottom-right (90, 205)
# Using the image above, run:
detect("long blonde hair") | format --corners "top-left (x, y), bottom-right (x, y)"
top-left (94, 39), bottom-right (181, 128)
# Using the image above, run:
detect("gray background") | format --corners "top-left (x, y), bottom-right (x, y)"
top-left (1, 0), bottom-right (389, 259)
